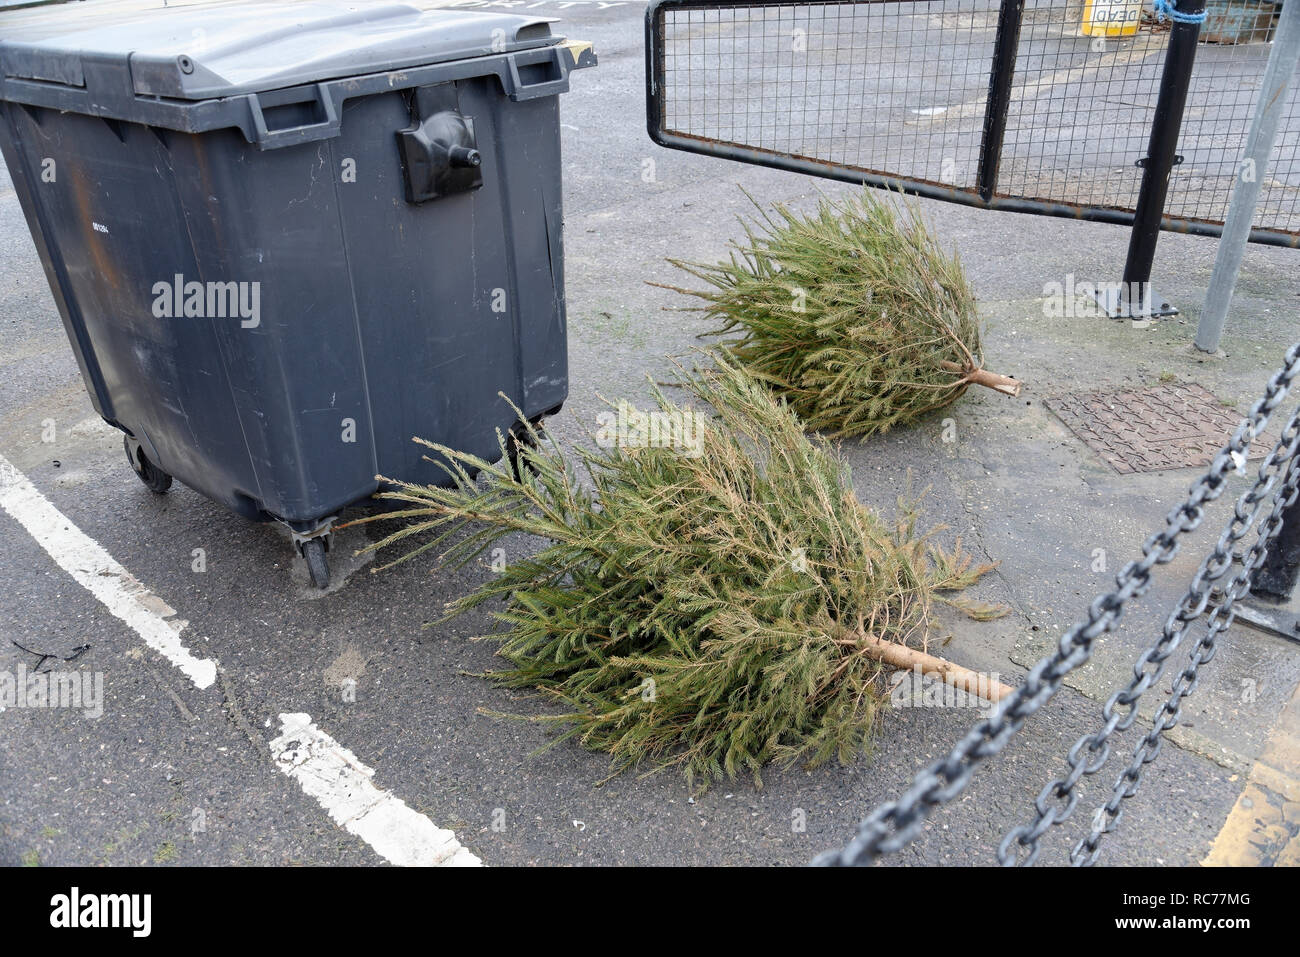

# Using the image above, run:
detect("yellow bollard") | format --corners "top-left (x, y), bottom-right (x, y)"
top-left (1081, 0), bottom-right (1145, 36)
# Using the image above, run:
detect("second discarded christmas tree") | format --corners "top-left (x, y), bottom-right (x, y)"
top-left (663, 190), bottom-right (1022, 440)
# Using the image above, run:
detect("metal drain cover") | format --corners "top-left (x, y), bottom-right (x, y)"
top-left (1047, 382), bottom-right (1268, 475)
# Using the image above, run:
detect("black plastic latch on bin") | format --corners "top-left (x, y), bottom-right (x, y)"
top-left (397, 84), bottom-right (484, 203)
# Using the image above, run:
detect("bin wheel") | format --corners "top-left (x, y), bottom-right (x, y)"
top-left (302, 538), bottom-right (330, 589)
top-left (505, 420), bottom-right (545, 483)
top-left (124, 436), bottom-right (172, 494)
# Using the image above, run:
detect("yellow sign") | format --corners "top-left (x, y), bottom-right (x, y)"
top-left (1082, 0), bottom-right (1144, 36)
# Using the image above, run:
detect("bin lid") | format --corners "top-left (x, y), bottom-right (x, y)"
top-left (0, 1), bottom-right (561, 100)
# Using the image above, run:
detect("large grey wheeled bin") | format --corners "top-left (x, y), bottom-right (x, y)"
top-left (0, 1), bottom-right (595, 587)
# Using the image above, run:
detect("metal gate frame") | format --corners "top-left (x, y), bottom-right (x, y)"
top-left (645, 0), bottom-right (1300, 249)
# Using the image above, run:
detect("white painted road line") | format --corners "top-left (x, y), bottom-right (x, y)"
top-left (270, 713), bottom-right (481, 867)
top-left (0, 452), bottom-right (218, 689)
top-left (0, 452), bottom-right (478, 864)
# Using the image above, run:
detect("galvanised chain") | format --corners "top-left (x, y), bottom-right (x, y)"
top-left (812, 340), bottom-right (1300, 867)
top-left (998, 396), bottom-right (1300, 865)
top-left (1070, 449), bottom-right (1300, 866)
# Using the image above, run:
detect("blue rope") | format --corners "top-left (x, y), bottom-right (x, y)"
top-left (1151, 0), bottom-right (1208, 25)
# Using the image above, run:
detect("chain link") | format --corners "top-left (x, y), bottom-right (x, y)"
top-left (812, 341), bottom-right (1300, 867)
top-left (999, 398), bottom-right (1300, 865)
top-left (1069, 451), bottom-right (1300, 865)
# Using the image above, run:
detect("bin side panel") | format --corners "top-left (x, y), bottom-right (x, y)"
top-left (478, 83), bottom-right (569, 422)
top-left (332, 81), bottom-right (568, 488)
top-left (0, 108), bottom-right (267, 515)
top-left (0, 103), bottom-right (118, 425)
top-left (171, 127), bottom-right (379, 524)
top-left (333, 86), bottom-right (513, 484)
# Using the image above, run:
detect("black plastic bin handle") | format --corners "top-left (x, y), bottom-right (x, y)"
top-left (247, 84), bottom-right (342, 150)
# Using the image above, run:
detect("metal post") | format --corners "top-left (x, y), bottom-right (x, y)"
top-left (976, 0), bottom-right (1028, 202)
top-left (1231, 472), bottom-right (1300, 642)
top-left (1252, 491), bottom-right (1300, 601)
top-left (1094, 0), bottom-right (1207, 321)
top-left (1196, 0), bottom-right (1300, 354)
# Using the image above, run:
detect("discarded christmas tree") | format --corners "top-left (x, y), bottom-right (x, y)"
top-left (356, 355), bottom-right (1006, 788)
top-left (660, 191), bottom-right (1022, 440)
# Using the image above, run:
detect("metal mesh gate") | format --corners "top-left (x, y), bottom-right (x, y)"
top-left (646, 0), bottom-right (1300, 246)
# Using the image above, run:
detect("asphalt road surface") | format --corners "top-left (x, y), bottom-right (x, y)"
top-left (1, 0), bottom-right (1298, 868)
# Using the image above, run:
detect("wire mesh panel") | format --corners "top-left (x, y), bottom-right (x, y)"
top-left (646, 0), bottom-right (1300, 245)
top-left (1177, 12), bottom-right (1300, 229)
top-left (993, 1), bottom-right (1163, 211)
top-left (652, 2), bottom-right (996, 190)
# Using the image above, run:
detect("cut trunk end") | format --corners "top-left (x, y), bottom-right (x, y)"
top-left (853, 629), bottom-right (1016, 703)
top-left (941, 361), bottom-right (1023, 397)
top-left (966, 367), bottom-right (1023, 397)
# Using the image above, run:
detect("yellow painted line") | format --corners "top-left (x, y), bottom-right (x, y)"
top-left (1203, 676), bottom-right (1300, 866)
